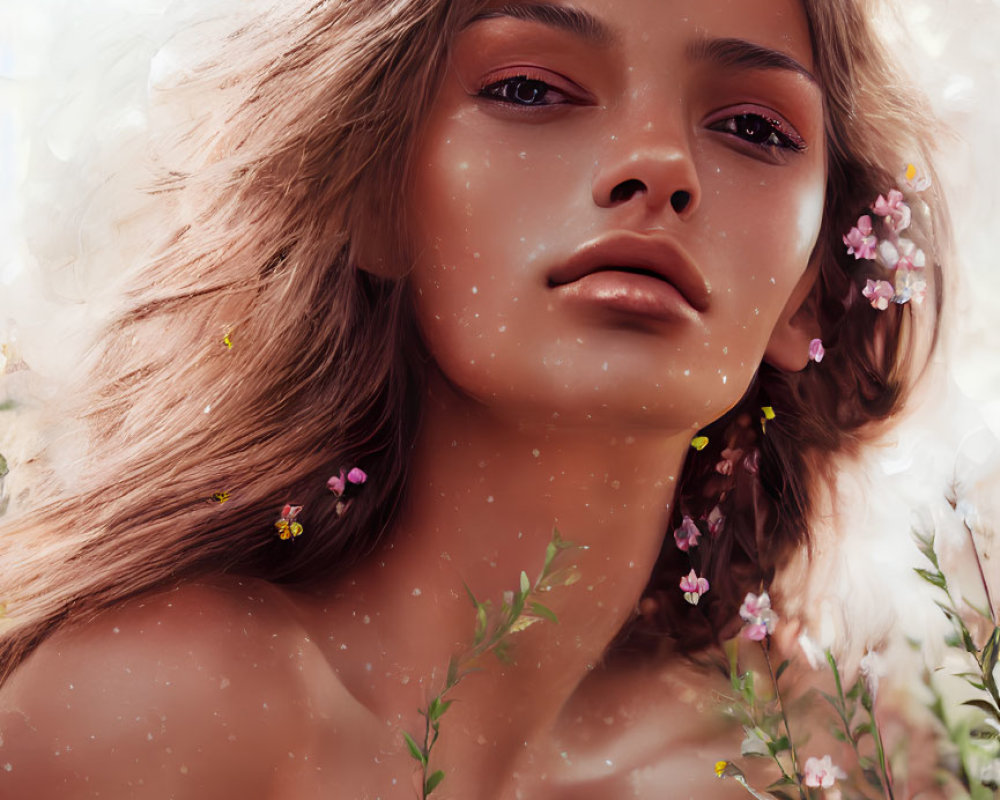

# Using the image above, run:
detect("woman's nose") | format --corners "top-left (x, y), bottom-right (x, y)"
top-left (591, 122), bottom-right (701, 220)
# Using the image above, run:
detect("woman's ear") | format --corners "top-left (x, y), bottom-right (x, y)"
top-left (764, 260), bottom-right (821, 372)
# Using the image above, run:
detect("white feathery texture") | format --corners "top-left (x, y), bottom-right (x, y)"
top-left (0, 0), bottom-right (999, 688)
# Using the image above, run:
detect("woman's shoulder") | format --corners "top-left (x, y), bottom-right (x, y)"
top-left (0, 576), bottom-right (377, 798)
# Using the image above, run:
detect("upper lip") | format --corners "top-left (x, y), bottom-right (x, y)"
top-left (547, 232), bottom-right (711, 312)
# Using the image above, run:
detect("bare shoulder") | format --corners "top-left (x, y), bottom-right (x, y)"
top-left (0, 577), bottom-right (376, 798)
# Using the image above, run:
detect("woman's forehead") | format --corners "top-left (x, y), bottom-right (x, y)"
top-left (469, 0), bottom-right (815, 73)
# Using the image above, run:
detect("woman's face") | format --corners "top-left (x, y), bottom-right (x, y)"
top-left (407, 0), bottom-right (825, 430)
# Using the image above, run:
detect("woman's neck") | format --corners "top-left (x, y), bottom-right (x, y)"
top-left (312, 371), bottom-right (691, 785)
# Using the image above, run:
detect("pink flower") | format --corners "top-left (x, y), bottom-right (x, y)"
top-left (873, 189), bottom-right (911, 232)
top-left (327, 470), bottom-right (347, 496)
top-left (673, 515), bottom-right (701, 551)
top-left (328, 467), bottom-right (367, 496)
top-left (878, 237), bottom-right (925, 271)
top-left (862, 279), bottom-right (895, 310)
top-left (706, 505), bottom-right (725, 536)
top-left (742, 449), bottom-right (760, 474)
top-left (804, 755), bottom-right (846, 789)
top-left (680, 569), bottom-right (710, 605)
top-left (843, 215), bottom-right (877, 260)
top-left (739, 591), bottom-right (778, 639)
top-left (894, 268), bottom-right (927, 305)
top-left (808, 338), bottom-right (825, 363)
top-left (903, 163), bottom-right (931, 192)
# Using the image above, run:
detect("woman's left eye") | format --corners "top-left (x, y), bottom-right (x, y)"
top-left (709, 112), bottom-right (805, 152)
top-left (478, 76), bottom-right (570, 106)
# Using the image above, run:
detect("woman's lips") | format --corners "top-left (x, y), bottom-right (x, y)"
top-left (547, 232), bottom-right (710, 323)
top-left (554, 268), bottom-right (700, 323)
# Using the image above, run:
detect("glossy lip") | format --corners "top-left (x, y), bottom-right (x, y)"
top-left (547, 232), bottom-right (711, 313)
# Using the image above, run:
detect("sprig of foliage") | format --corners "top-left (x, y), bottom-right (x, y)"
top-left (723, 639), bottom-right (805, 800)
top-left (402, 529), bottom-right (582, 798)
top-left (914, 526), bottom-right (1000, 796)
top-left (819, 652), bottom-right (894, 799)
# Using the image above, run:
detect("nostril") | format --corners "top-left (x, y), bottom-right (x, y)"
top-left (670, 190), bottom-right (691, 214)
top-left (609, 179), bottom-right (646, 205)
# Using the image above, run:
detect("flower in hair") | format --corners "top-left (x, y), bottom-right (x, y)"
top-left (846, 188), bottom-right (928, 310)
top-left (705, 505), bottom-right (725, 536)
top-left (873, 189), bottom-right (911, 233)
top-left (690, 435), bottom-right (709, 451)
top-left (862, 279), bottom-right (894, 310)
top-left (843, 215), bottom-right (877, 260)
top-left (223, 332), bottom-right (233, 350)
top-left (327, 466), bottom-right (368, 496)
top-left (903, 163), bottom-right (931, 192)
top-left (808, 338), bottom-right (825, 363)
top-left (760, 406), bottom-right (775, 433)
top-left (275, 503), bottom-right (303, 540)
top-left (680, 569), bottom-right (710, 605)
top-left (739, 591), bottom-right (777, 640)
top-left (210, 491), bottom-right (231, 504)
top-left (674, 515), bottom-right (701, 551)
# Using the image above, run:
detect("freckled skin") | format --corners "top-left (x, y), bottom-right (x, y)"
top-left (0, 2), bottom-right (862, 799)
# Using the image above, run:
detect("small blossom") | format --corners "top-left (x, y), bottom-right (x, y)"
top-left (804, 755), bottom-right (846, 789)
top-left (680, 569), bottom-right (710, 605)
top-left (328, 470), bottom-right (347, 496)
top-left (873, 189), bottom-right (911, 232)
top-left (740, 591), bottom-right (778, 640)
top-left (862, 279), bottom-right (895, 310)
top-left (690, 435), bottom-right (709, 451)
top-left (843, 215), bottom-right (877, 260)
top-left (903, 163), bottom-right (931, 192)
top-left (878, 237), bottom-right (925, 271)
top-left (742, 449), bottom-right (760, 474)
top-left (673, 515), bottom-right (701, 551)
top-left (715, 458), bottom-right (733, 476)
top-left (347, 467), bottom-right (367, 485)
top-left (706, 505), bottom-right (725, 536)
top-left (894, 265), bottom-right (927, 305)
top-left (808, 338), bottom-right (825, 363)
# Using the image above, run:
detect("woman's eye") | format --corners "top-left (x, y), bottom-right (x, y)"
top-left (478, 76), bottom-right (567, 106)
top-left (711, 113), bottom-right (805, 152)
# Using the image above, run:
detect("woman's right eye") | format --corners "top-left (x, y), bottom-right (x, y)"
top-left (478, 76), bottom-right (569, 106)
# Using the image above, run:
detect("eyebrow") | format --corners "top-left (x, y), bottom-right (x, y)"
top-left (464, 4), bottom-right (615, 46)
top-left (686, 37), bottom-right (817, 84)
top-left (463, 6), bottom-right (817, 86)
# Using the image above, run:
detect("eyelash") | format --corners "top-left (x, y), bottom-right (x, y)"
top-left (477, 76), bottom-right (806, 155)
top-left (707, 111), bottom-right (806, 153)
top-left (477, 74), bottom-right (577, 107)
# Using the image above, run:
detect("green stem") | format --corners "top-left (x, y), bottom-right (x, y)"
top-left (761, 640), bottom-right (805, 800)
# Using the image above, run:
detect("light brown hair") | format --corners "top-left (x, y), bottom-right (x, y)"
top-left (0, 0), bottom-right (947, 681)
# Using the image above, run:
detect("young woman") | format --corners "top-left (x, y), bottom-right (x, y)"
top-left (0, 0), bottom-right (946, 796)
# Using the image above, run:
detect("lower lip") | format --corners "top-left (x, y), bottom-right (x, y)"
top-left (554, 271), bottom-right (698, 323)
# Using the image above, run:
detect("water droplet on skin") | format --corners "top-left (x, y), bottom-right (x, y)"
top-left (3, 764), bottom-right (12, 772)
top-left (602, 361), bottom-right (608, 371)
top-left (471, 286), bottom-right (478, 294)
top-left (203, 405), bottom-right (211, 414)
top-left (180, 765), bottom-right (189, 775)
top-left (112, 627), bottom-right (120, 634)
top-left (486, 496), bottom-right (495, 503)
top-left (769, 276), bottom-right (776, 284)
top-left (683, 369), bottom-right (690, 376)
top-left (412, 588), bottom-right (422, 597)
top-left (531, 449), bottom-right (540, 458)
top-left (363, 614), bottom-right (371, 624)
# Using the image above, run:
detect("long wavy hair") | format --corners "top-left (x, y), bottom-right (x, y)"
top-left (0, 0), bottom-right (947, 682)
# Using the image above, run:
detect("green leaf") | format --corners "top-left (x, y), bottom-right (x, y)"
top-left (428, 697), bottom-right (454, 722)
top-left (543, 539), bottom-right (558, 574)
top-left (852, 721), bottom-right (872, 741)
top-left (464, 582), bottom-right (479, 608)
top-left (767, 735), bottom-right (790, 756)
top-left (775, 659), bottom-right (790, 683)
top-left (424, 770), bottom-right (446, 795)
top-left (402, 731), bottom-right (426, 766)
top-left (819, 690), bottom-right (842, 713)
top-left (446, 655), bottom-right (459, 688)
top-left (529, 601), bottom-right (559, 625)
top-left (520, 570), bottom-right (531, 596)
top-left (915, 567), bottom-right (947, 590)
top-left (982, 627), bottom-right (1000, 680)
top-left (962, 698), bottom-right (1000, 716)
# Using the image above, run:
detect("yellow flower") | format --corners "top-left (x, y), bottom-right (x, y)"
top-left (690, 435), bottom-right (709, 451)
